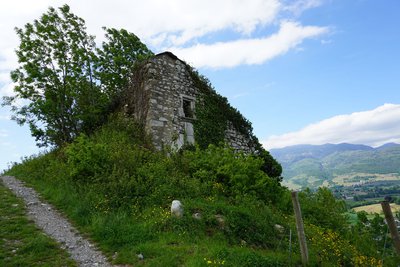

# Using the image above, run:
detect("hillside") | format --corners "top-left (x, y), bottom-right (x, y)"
top-left (3, 116), bottom-right (399, 265)
top-left (270, 143), bottom-right (400, 189)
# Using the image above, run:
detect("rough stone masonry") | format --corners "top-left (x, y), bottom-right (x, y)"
top-left (124, 51), bottom-right (255, 153)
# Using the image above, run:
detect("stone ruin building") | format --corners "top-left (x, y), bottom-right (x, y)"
top-left (123, 51), bottom-right (257, 153)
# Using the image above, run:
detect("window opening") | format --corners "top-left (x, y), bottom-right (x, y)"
top-left (183, 98), bottom-right (194, 118)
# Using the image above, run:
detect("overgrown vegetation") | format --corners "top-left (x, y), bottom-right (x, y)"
top-left (0, 182), bottom-right (76, 266)
top-left (4, 115), bottom-right (399, 266)
top-left (2, 4), bottom-right (152, 147)
top-left (189, 69), bottom-right (254, 148)
top-left (2, 4), bottom-right (400, 266)
top-left (3, 116), bottom-right (291, 265)
top-left (188, 68), bottom-right (282, 182)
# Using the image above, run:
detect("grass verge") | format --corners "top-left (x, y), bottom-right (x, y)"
top-left (0, 181), bottom-right (76, 267)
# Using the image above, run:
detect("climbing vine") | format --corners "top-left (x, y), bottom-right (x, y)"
top-left (187, 67), bottom-right (282, 181)
top-left (122, 61), bottom-right (152, 126)
top-left (121, 55), bottom-right (282, 181)
top-left (188, 68), bottom-right (257, 149)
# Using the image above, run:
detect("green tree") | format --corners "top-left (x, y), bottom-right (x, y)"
top-left (2, 5), bottom-right (153, 147)
top-left (256, 148), bottom-right (282, 182)
top-left (3, 5), bottom-right (105, 147)
top-left (96, 27), bottom-right (153, 100)
top-left (356, 210), bottom-right (369, 224)
top-left (300, 187), bottom-right (348, 232)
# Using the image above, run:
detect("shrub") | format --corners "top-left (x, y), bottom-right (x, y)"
top-left (184, 144), bottom-right (283, 204)
top-left (307, 224), bottom-right (383, 266)
top-left (299, 187), bottom-right (348, 232)
top-left (64, 120), bottom-right (285, 211)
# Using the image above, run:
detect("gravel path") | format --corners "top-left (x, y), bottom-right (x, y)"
top-left (0, 176), bottom-right (112, 267)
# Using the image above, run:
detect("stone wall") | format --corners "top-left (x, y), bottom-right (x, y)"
top-left (224, 122), bottom-right (256, 154)
top-left (139, 52), bottom-right (198, 149)
top-left (127, 52), bottom-right (256, 153)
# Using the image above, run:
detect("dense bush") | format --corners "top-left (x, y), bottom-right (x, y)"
top-left (61, 114), bottom-right (284, 211)
top-left (184, 144), bottom-right (283, 203)
top-left (187, 69), bottom-right (282, 182)
top-left (307, 224), bottom-right (383, 266)
top-left (299, 187), bottom-right (348, 232)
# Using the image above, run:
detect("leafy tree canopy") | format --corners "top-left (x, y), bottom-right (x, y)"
top-left (96, 27), bottom-right (154, 99)
top-left (2, 4), bottom-right (152, 147)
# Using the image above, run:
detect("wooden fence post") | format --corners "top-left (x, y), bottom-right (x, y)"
top-left (291, 191), bottom-right (309, 266)
top-left (381, 200), bottom-right (400, 255)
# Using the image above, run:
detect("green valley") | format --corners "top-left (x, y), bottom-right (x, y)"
top-left (271, 143), bottom-right (400, 189)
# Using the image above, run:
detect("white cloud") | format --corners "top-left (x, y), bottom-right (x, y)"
top-left (285, 0), bottom-right (324, 16)
top-left (0, 0), bottom-right (328, 75)
top-left (170, 21), bottom-right (328, 68)
top-left (263, 104), bottom-right (400, 149)
top-left (37, 0), bottom-right (283, 48)
top-left (74, 0), bottom-right (282, 46)
top-left (0, 0), bottom-right (330, 102)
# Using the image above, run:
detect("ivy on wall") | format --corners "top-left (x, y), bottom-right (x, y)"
top-left (188, 68), bottom-right (256, 149)
top-left (123, 54), bottom-right (283, 181)
top-left (187, 67), bottom-right (282, 181)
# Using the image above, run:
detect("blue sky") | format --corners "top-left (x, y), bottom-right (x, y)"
top-left (1, 0), bottom-right (400, 171)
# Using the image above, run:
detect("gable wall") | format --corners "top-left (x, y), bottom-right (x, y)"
top-left (144, 54), bottom-right (198, 149)
top-left (131, 52), bottom-right (256, 153)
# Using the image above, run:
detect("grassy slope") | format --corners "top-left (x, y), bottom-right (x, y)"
top-left (4, 153), bottom-right (293, 266)
top-left (2, 116), bottom-right (396, 266)
top-left (0, 182), bottom-right (76, 267)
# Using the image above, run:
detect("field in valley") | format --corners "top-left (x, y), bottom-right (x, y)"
top-left (283, 172), bottom-right (400, 190)
top-left (332, 173), bottom-right (400, 187)
top-left (353, 203), bottom-right (400, 214)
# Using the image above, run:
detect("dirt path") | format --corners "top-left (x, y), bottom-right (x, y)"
top-left (0, 176), bottom-right (112, 267)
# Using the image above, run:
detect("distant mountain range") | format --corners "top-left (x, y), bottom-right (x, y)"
top-left (270, 143), bottom-right (400, 189)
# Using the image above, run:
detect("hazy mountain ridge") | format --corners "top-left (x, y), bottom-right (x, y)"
top-left (270, 143), bottom-right (372, 164)
top-left (270, 143), bottom-right (400, 189)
